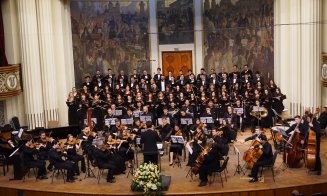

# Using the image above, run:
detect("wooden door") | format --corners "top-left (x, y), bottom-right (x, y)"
top-left (162, 51), bottom-right (192, 77)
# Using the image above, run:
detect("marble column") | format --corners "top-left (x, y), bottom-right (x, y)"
top-left (300, 0), bottom-right (321, 113)
top-left (36, 0), bottom-right (59, 126)
top-left (149, 0), bottom-right (159, 70)
top-left (51, 0), bottom-right (75, 126)
top-left (194, 0), bottom-right (203, 75)
top-left (16, 0), bottom-right (44, 128)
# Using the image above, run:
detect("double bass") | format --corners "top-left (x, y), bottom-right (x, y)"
top-left (286, 122), bottom-right (304, 168)
top-left (306, 111), bottom-right (318, 169)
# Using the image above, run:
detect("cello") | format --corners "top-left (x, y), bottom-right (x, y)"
top-left (243, 135), bottom-right (263, 169)
top-left (191, 145), bottom-right (210, 175)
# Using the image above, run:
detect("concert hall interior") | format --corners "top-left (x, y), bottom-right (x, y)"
top-left (0, 0), bottom-right (327, 196)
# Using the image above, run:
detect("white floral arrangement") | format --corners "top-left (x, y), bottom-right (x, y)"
top-left (132, 163), bottom-right (161, 193)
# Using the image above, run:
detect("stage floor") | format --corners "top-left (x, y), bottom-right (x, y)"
top-left (0, 130), bottom-right (327, 196)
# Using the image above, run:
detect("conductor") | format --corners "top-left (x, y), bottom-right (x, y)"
top-left (140, 121), bottom-right (162, 164)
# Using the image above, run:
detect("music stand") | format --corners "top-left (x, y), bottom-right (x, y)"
top-left (233, 144), bottom-right (245, 176)
top-left (157, 118), bottom-right (170, 125)
top-left (170, 136), bottom-right (184, 168)
top-left (113, 110), bottom-right (123, 117)
top-left (140, 116), bottom-right (152, 123)
top-left (200, 117), bottom-right (213, 124)
top-left (181, 118), bottom-right (193, 125)
top-left (121, 118), bottom-right (134, 125)
top-left (84, 118), bottom-right (97, 125)
top-left (133, 111), bottom-right (141, 118)
top-left (104, 118), bottom-right (116, 126)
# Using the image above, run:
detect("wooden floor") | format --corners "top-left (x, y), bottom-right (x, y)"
top-left (0, 130), bottom-right (327, 196)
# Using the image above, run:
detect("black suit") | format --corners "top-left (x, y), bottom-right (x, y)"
top-left (22, 145), bottom-right (46, 177)
top-left (199, 145), bottom-right (222, 183)
top-left (250, 141), bottom-right (273, 179)
top-left (48, 148), bottom-right (74, 181)
top-left (93, 147), bottom-right (116, 180)
top-left (141, 129), bottom-right (162, 164)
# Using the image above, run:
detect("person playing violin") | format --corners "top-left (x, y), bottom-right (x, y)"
top-left (65, 134), bottom-right (86, 175)
top-left (49, 141), bottom-right (76, 183)
top-left (248, 135), bottom-right (273, 183)
top-left (92, 142), bottom-right (116, 183)
top-left (36, 131), bottom-right (54, 160)
top-left (22, 138), bottom-right (48, 180)
top-left (117, 129), bottom-right (135, 168)
top-left (198, 139), bottom-right (222, 187)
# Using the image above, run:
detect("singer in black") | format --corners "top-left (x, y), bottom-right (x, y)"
top-left (248, 135), bottom-right (273, 183)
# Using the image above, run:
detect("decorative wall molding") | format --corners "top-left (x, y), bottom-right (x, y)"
top-left (0, 64), bottom-right (22, 99)
top-left (322, 53), bottom-right (327, 87)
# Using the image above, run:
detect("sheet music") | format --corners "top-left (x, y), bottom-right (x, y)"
top-left (157, 118), bottom-right (170, 125)
top-left (133, 111), bottom-right (141, 118)
top-left (180, 118), bottom-right (193, 125)
top-left (185, 142), bottom-right (193, 155)
top-left (84, 118), bottom-right (97, 125)
top-left (18, 128), bottom-right (23, 138)
top-left (104, 118), bottom-right (116, 126)
top-left (140, 116), bottom-right (152, 122)
top-left (113, 110), bottom-right (123, 116)
top-left (200, 117), bottom-right (213, 124)
top-left (121, 118), bottom-right (134, 125)
top-left (233, 108), bottom-right (244, 114)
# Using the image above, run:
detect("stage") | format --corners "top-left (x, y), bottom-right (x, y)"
top-left (0, 131), bottom-right (326, 196)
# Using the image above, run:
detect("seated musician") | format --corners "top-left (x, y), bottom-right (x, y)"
top-left (65, 134), bottom-right (86, 175)
top-left (158, 117), bottom-right (172, 142)
top-left (212, 128), bottom-right (229, 156)
top-left (286, 115), bottom-right (306, 136)
top-left (220, 118), bottom-right (237, 143)
top-left (169, 124), bottom-right (184, 166)
top-left (36, 131), bottom-right (54, 160)
top-left (117, 129), bottom-right (135, 168)
top-left (92, 143), bottom-right (117, 183)
top-left (187, 125), bottom-right (206, 166)
top-left (198, 139), bottom-right (222, 187)
top-left (110, 118), bottom-right (123, 134)
top-left (22, 139), bottom-right (48, 180)
top-left (0, 132), bottom-right (15, 157)
top-left (49, 141), bottom-right (75, 183)
top-left (248, 135), bottom-right (273, 183)
top-left (243, 126), bottom-right (265, 143)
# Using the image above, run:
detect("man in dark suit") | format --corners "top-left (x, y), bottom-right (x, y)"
top-left (141, 69), bottom-right (151, 84)
top-left (229, 65), bottom-right (241, 79)
top-left (92, 70), bottom-right (103, 83)
top-left (104, 68), bottom-right (116, 82)
top-left (198, 139), bottom-right (222, 187)
top-left (158, 75), bottom-right (167, 91)
top-left (241, 64), bottom-right (253, 78)
top-left (130, 68), bottom-right (140, 83)
top-left (48, 141), bottom-right (75, 182)
top-left (117, 70), bottom-right (128, 84)
top-left (248, 135), bottom-right (273, 183)
top-left (82, 76), bottom-right (93, 91)
top-left (140, 122), bottom-right (162, 164)
top-left (154, 68), bottom-right (162, 83)
top-left (253, 71), bottom-right (264, 85)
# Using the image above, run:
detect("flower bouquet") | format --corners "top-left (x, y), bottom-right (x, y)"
top-left (131, 162), bottom-right (162, 194)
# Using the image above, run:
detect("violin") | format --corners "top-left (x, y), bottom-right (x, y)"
top-left (28, 142), bottom-right (46, 149)
top-left (41, 136), bottom-right (54, 143)
top-left (67, 138), bottom-right (80, 145)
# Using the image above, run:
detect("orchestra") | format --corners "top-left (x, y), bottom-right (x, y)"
top-left (0, 67), bottom-right (324, 187)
